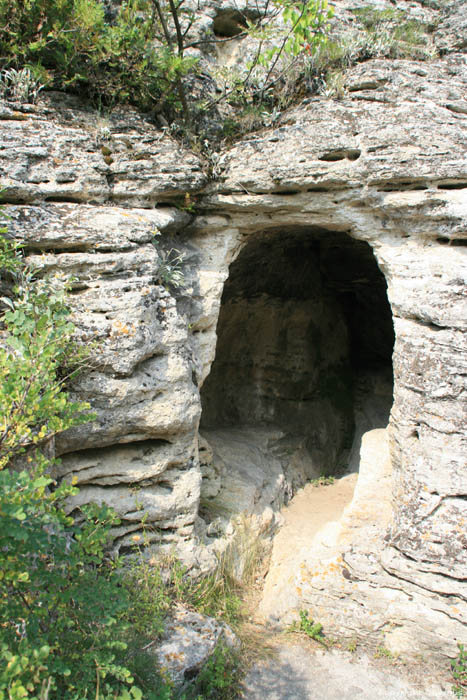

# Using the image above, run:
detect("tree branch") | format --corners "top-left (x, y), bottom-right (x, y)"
top-left (168, 0), bottom-right (184, 56)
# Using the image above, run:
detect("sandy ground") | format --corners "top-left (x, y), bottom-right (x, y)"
top-left (240, 474), bottom-right (455, 699)
top-left (242, 428), bottom-right (455, 697)
top-left (258, 474), bottom-right (358, 616)
top-left (236, 374), bottom-right (456, 698)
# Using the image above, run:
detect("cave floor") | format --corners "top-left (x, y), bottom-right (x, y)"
top-left (237, 377), bottom-right (456, 698)
top-left (255, 374), bottom-right (394, 625)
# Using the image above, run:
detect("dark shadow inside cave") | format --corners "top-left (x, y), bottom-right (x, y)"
top-left (199, 228), bottom-right (395, 524)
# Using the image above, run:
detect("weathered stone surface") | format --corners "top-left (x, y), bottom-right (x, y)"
top-left (56, 437), bottom-right (201, 549)
top-left (4, 198), bottom-right (203, 551)
top-left (259, 427), bottom-right (465, 660)
top-left (241, 642), bottom-right (454, 700)
top-left (153, 605), bottom-right (238, 688)
top-left (0, 93), bottom-right (206, 207)
top-left (435, 0), bottom-right (467, 53)
top-left (200, 427), bottom-right (291, 523)
top-left (217, 58), bottom-right (467, 194)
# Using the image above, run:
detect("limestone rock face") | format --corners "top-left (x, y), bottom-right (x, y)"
top-left (435, 0), bottom-right (467, 53)
top-left (1, 0), bottom-right (466, 662)
top-left (2, 98), bottom-right (206, 554)
top-left (1, 93), bottom-right (207, 206)
top-left (217, 57), bottom-right (467, 194)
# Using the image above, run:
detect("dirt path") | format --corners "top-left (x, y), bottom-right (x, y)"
top-left (240, 374), bottom-right (455, 698)
top-left (257, 473), bottom-right (357, 623)
top-left (240, 640), bottom-right (454, 699)
top-left (241, 469), bottom-right (455, 699)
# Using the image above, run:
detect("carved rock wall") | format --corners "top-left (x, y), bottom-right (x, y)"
top-left (2, 99), bottom-right (207, 557)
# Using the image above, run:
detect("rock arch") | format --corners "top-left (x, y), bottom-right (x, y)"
top-left (2, 45), bottom-right (466, 661)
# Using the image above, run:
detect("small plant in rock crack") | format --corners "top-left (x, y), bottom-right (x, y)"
top-left (375, 645), bottom-right (397, 661)
top-left (152, 232), bottom-right (186, 292)
top-left (0, 67), bottom-right (44, 103)
top-left (291, 610), bottom-right (328, 647)
top-left (451, 643), bottom-right (467, 698)
top-left (157, 248), bottom-right (186, 291)
top-left (310, 475), bottom-right (335, 487)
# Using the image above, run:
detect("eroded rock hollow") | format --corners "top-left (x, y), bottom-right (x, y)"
top-left (200, 228), bottom-right (394, 521)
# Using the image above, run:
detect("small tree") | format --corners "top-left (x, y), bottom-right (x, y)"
top-left (256, 0), bottom-right (334, 88)
top-left (0, 243), bottom-right (90, 469)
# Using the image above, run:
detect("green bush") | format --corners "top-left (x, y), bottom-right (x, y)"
top-left (0, 240), bottom-right (90, 469)
top-left (184, 642), bottom-right (240, 700)
top-left (0, 465), bottom-right (142, 699)
top-left (0, 225), bottom-right (149, 698)
top-left (212, 0), bottom-right (334, 121)
top-left (452, 643), bottom-right (467, 698)
top-left (0, 0), bottom-right (197, 112)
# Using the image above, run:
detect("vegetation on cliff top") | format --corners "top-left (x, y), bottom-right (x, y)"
top-left (0, 0), bottom-right (439, 142)
top-left (0, 0), bottom-right (334, 128)
top-left (0, 0), bottom-right (197, 115)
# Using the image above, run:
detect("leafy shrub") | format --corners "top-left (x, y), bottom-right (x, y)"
top-left (185, 642), bottom-right (240, 700)
top-left (257, 0), bottom-right (334, 70)
top-left (0, 225), bottom-right (149, 698)
top-left (452, 643), bottom-right (467, 698)
top-left (0, 240), bottom-right (90, 469)
top-left (0, 0), bottom-right (338, 131)
top-left (0, 0), bottom-right (197, 114)
top-left (0, 465), bottom-right (142, 698)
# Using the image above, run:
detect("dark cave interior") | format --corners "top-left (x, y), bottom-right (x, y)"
top-left (200, 227), bottom-right (395, 479)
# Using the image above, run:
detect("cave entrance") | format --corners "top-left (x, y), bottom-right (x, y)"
top-left (199, 228), bottom-right (394, 530)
